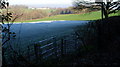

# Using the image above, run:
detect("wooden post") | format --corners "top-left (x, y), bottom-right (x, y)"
top-left (101, 2), bottom-right (104, 20)
top-left (27, 46), bottom-right (30, 61)
top-left (64, 38), bottom-right (66, 55)
top-left (34, 44), bottom-right (38, 63)
top-left (38, 43), bottom-right (42, 62)
top-left (75, 38), bottom-right (78, 50)
top-left (53, 37), bottom-right (57, 58)
top-left (61, 38), bottom-right (64, 57)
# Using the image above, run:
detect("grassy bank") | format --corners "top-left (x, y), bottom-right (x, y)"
top-left (24, 11), bottom-right (101, 22)
top-left (14, 11), bottom-right (120, 23)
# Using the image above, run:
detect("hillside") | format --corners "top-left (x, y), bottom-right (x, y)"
top-left (24, 11), bottom-right (120, 22)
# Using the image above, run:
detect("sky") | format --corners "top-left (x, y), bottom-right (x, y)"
top-left (7, 0), bottom-right (119, 8)
top-left (7, 0), bottom-right (74, 8)
top-left (8, 0), bottom-right (73, 5)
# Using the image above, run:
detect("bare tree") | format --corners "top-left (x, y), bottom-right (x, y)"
top-left (73, 0), bottom-right (120, 19)
top-left (73, 0), bottom-right (101, 13)
top-left (0, 0), bottom-right (22, 46)
top-left (95, 0), bottom-right (120, 19)
top-left (0, 1), bottom-right (38, 66)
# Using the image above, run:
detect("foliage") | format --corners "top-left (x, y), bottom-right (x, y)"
top-left (72, 16), bottom-right (120, 66)
top-left (7, 5), bottom-right (48, 21)
top-left (49, 8), bottom-right (74, 16)
top-left (74, 15), bottom-right (120, 52)
top-left (74, 21), bottom-right (98, 51)
top-left (6, 6), bottom-right (75, 22)
top-left (91, 16), bottom-right (120, 48)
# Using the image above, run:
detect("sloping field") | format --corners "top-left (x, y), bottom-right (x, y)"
top-left (24, 11), bottom-right (120, 22)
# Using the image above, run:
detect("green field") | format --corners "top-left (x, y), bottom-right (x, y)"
top-left (23, 11), bottom-right (120, 22)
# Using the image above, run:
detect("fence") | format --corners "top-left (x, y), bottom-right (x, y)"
top-left (22, 35), bottom-right (81, 63)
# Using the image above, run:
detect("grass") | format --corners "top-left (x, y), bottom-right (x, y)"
top-left (24, 11), bottom-right (120, 22)
top-left (11, 11), bottom-right (120, 23)
top-left (24, 11), bottom-right (101, 22)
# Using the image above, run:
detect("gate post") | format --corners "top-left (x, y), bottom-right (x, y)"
top-left (53, 37), bottom-right (57, 58)
top-left (27, 46), bottom-right (30, 61)
top-left (61, 38), bottom-right (64, 57)
top-left (34, 44), bottom-right (38, 63)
